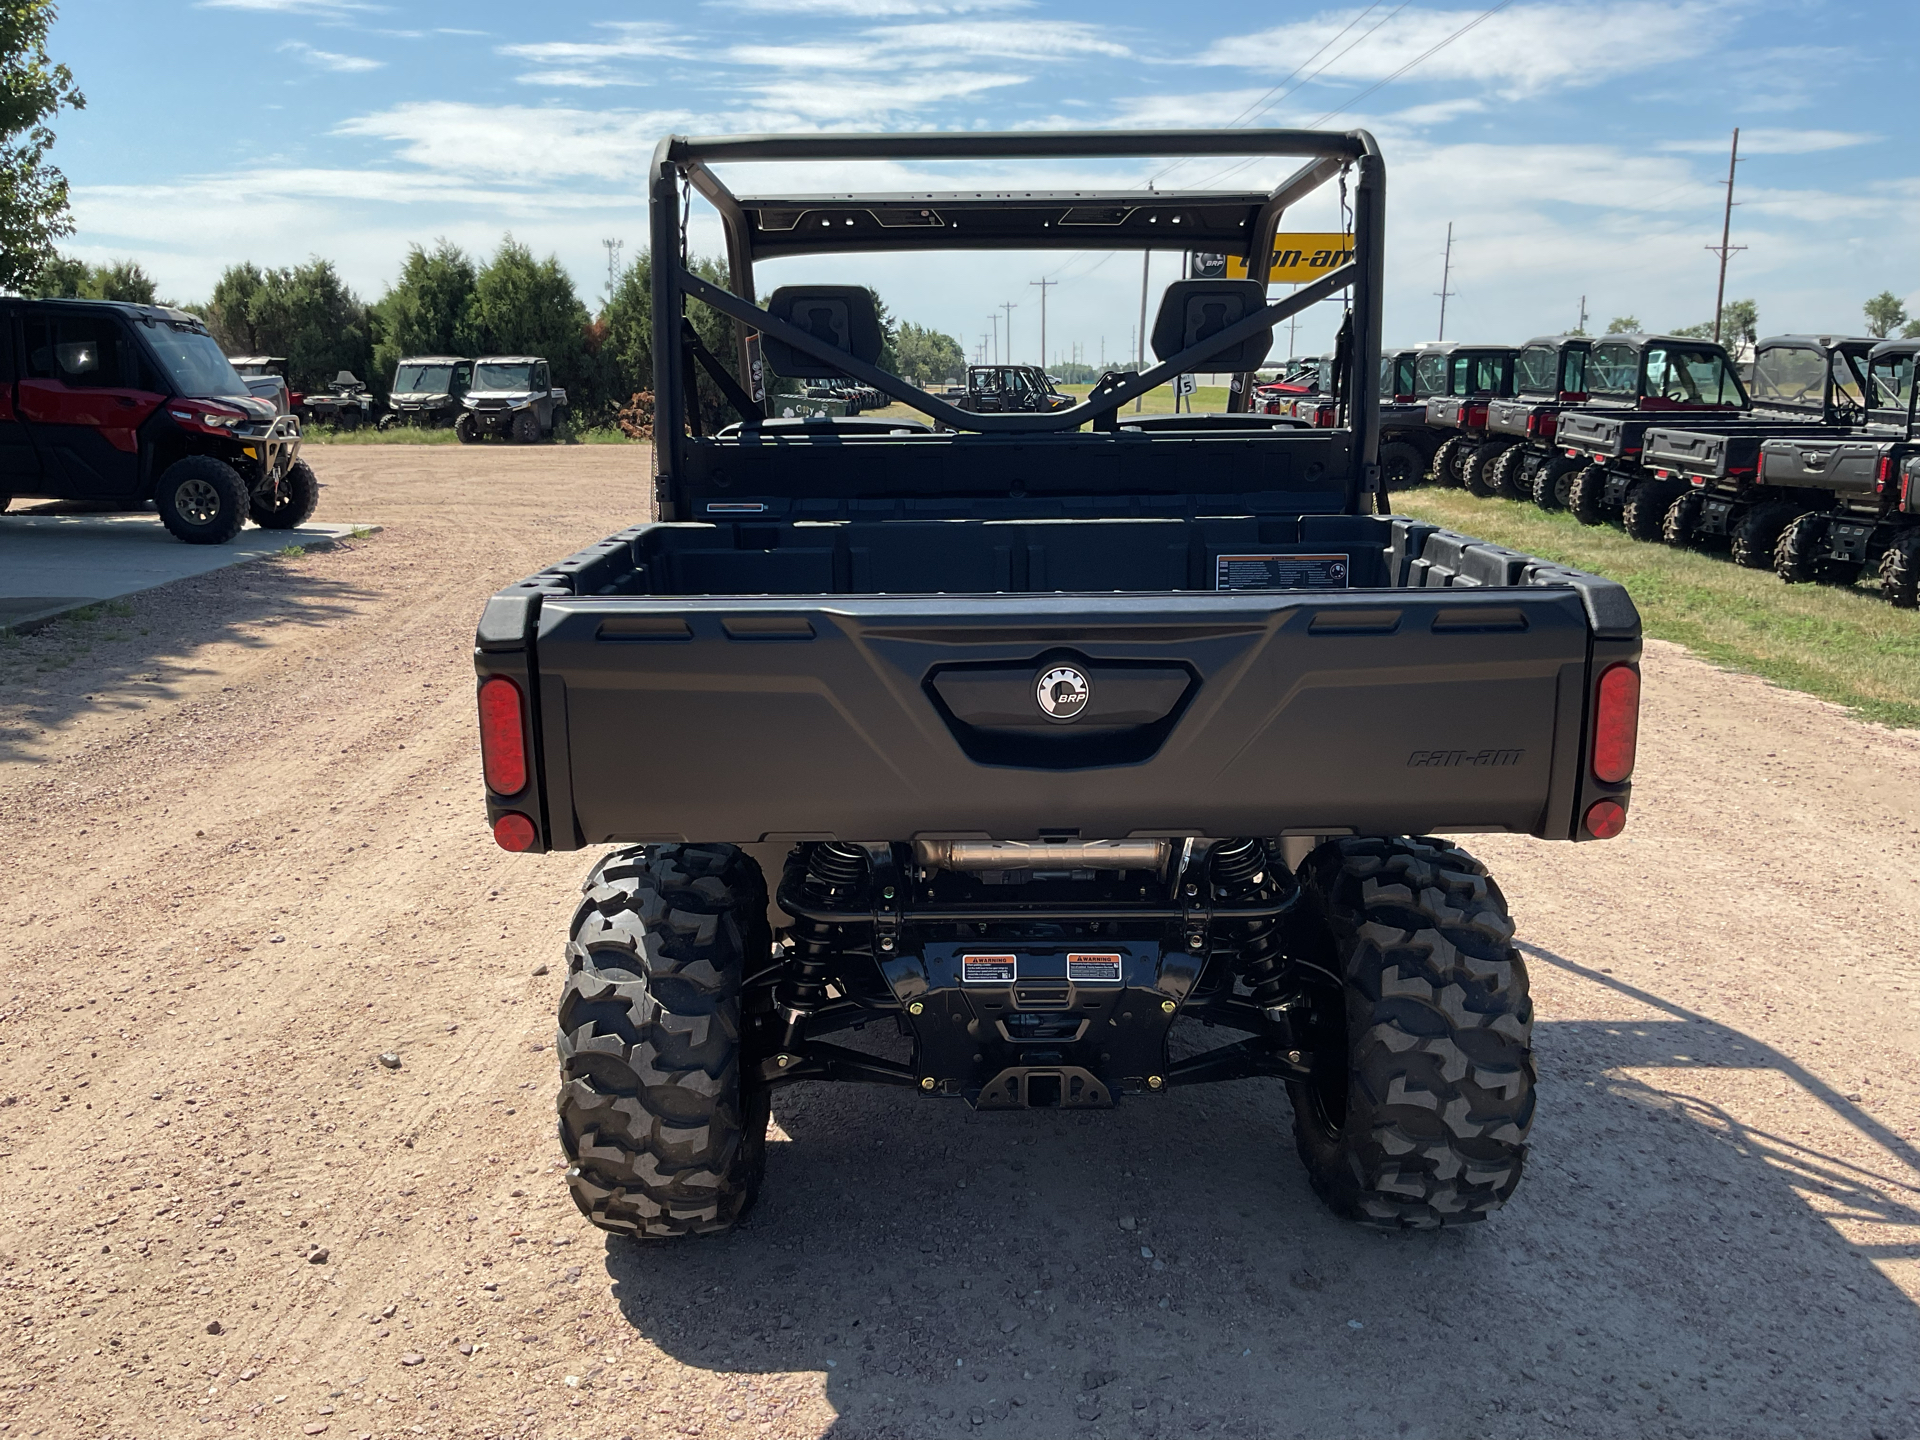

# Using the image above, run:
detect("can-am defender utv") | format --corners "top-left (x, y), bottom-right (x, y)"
top-left (473, 128), bottom-right (1644, 1239)
top-left (0, 299), bottom-right (315, 542)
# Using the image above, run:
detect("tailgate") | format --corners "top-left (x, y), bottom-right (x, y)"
top-left (1759, 435), bottom-right (1885, 493)
top-left (1643, 425), bottom-right (1734, 476)
top-left (500, 580), bottom-right (1630, 849)
top-left (1557, 410), bottom-right (1629, 456)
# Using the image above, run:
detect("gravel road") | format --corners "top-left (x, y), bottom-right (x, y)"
top-left (2, 446), bottom-right (1917, 1440)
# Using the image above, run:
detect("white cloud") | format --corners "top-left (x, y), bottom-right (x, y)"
top-left (723, 0), bottom-right (1030, 12)
top-left (1658, 129), bottom-right (1877, 156)
top-left (199, 0), bottom-right (373, 9)
top-left (278, 41), bottom-right (384, 73)
top-left (333, 102), bottom-right (692, 183)
top-left (1201, 1), bottom-right (1729, 99)
top-left (745, 70), bottom-right (1030, 123)
top-left (497, 22), bottom-right (691, 65)
top-left (733, 19), bottom-right (1128, 71)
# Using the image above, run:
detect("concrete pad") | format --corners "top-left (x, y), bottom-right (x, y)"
top-left (0, 513), bottom-right (379, 632)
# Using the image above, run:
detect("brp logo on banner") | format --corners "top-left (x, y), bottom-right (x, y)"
top-left (1035, 665), bottom-right (1091, 721)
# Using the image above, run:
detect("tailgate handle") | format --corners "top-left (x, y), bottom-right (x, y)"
top-left (722, 615), bottom-right (816, 639)
top-left (596, 616), bottom-right (691, 641)
top-left (1431, 606), bottom-right (1528, 633)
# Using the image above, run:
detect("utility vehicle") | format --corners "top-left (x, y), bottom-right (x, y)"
top-left (1552, 336), bottom-right (1747, 534)
top-left (1419, 343), bottom-right (1517, 488)
top-left (1759, 338), bottom-right (1920, 602)
top-left (0, 299), bottom-right (315, 540)
top-left (959, 364), bottom-right (1072, 413)
top-left (457, 356), bottom-right (568, 443)
top-left (472, 129), bottom-right (1643, 1240)
top-left (380, 355), bottom-right (473, 430)
top-left (1481, 336), bottom-right (1592, 505)
top-left (229, 355), bottom-right (295, 415)
top-left (1640, 335), bottom-right (1873, 563)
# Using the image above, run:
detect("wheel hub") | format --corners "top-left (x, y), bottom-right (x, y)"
top-left (176, 476), bottom-right (221, 524)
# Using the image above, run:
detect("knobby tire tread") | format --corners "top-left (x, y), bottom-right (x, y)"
top-left (555, 843), bottom-right (772, 1240)
top-left (1287, 836), bottom-right (1534, 1230)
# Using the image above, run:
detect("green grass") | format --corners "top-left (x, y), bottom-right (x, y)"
top-left (1398, 489), bottom-right (1920, 730)
top-left (304, 423), bottom-right (460, 445)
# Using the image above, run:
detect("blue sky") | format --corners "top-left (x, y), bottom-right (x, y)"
top-left (54, 0), bottom-right (1920, 366)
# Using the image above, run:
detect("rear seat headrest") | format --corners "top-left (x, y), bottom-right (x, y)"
top-left (1150, 280), bottom-right (1272, 373)
top-left (761, 286), bottom-right (885, 378)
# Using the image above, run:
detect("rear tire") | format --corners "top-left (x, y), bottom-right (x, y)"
top-left (156, 456), bottom-right (249, 545)
top-left (556, 844), bottom-right (772, 1240)
top-left (1531, 455), bottom-right (1581, 511)
top-left (249, 459), bottom-right (319, 530)
top-left (1879, 531), bottom-right (1920, 607)
top-left (1461, 442), bottom-right (1506, 497)
top-left (1486, 443), bottom-right (1527, 500)
top-left (1730, 501), bottom-right (1802, 569)
top-left (1567, 464), bottom-right (1609, 526)
top-left (1286, 836), bottom-right (1534, 1229)
top-left (1378, 439), bottom-right (1425, 490)
top-left (1429, 436), bottom-right (1469, 488)
top-left (1775, 512), bottom-right (1859, 586)
top-left (1662, 488), bottom-right (1702, 548)
top-left (455, 412), bottom-right (481, 445)
top-left (1621, 478), bottom-right (1680, 541)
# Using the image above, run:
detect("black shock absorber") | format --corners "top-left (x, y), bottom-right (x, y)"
top-left (776, 843), bottom-right (870, 1056)
top-left (1210, 838), bottom-right (1291, 1010)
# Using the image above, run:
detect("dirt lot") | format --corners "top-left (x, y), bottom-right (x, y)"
top-left (2, 445), bottom-right (1918, 1440)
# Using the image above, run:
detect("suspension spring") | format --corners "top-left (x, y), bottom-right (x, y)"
top-left (1211, 838), bottom-right (1292, 1010)
top-left (776, 843), bottom-right (870, 1053)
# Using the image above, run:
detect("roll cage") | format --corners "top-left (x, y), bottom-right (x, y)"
top-left (649, 129), bottom-right (1386, 516)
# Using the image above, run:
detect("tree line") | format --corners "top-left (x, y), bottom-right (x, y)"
top-left (34, 240), bottom-right (970, 423)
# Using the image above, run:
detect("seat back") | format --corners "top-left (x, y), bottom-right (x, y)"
top-left (1150, 280), bottom-right (1272, 373)
top-left (761, 286), bottom-right (885, 378)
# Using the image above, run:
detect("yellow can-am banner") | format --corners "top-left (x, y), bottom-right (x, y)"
top-left (1218, 235), bottom-right (1355, 284)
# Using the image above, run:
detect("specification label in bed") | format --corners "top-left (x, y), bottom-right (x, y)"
top-left (962, 954), bottom-right (1017, 983)
top-left (1214, 552), bottom-right (1351, 591)
top-left (1065, 953), bottom-right (1123, 984)
top-left (1213, 556), bottom-right (1351, 595)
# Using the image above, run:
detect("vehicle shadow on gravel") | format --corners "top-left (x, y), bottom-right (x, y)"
top-left (0, 554), bottom-right (373, 764)
top-left (597, 955), bottom-right (1920, 1440)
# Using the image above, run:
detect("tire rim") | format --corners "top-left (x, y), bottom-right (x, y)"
top-left (176, 476), bottom-right (222, 525)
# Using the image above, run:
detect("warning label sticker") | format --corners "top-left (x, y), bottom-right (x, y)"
top-left (962, 954), bottom-right (1017, 983)
top-left (1214, 552), bottom-right (1351, 591)
top-left (1065, 953), bottom-right (1122, 983)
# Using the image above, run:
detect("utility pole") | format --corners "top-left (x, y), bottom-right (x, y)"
top-left (1707, 127), bottom-right (1746, 345)
top-left (1577, 294), bottom-right (1589, 335)
top-left (987, 314), bottom-right (999, 365)
top-left (1136, 251), bottom-right (1151, 411)
top-left (1030, 278), bottom-right (1055, 374)
top-left (1000, 301), bottom-right (1017, 365)
top-left (601, 238), bottom-right (623, 306)
top-left (1435, 222), bottom-right (1457, 341)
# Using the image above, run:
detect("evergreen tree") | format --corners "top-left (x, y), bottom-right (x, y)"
top-left (372, 239), bottom-right (479, 385)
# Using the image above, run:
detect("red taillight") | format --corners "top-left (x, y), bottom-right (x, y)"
top-left (493, 813), bottom-right (537, 851)
top-left (478, 676), bottom-right (528, 796)
top-left (1592, 663), bottom-right (1640, 784)
top-left (1584, 798), bottom-right (1627, 839)
top-left (1875, 453), bottom-right (1895, 495)
top-left (1526, 413), bottom-right (1540, 437)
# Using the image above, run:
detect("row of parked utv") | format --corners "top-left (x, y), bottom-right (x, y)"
top-left (229, 354), bottom-right (569, 444)
top-left (1272, 331), bottom-right (1920, 606)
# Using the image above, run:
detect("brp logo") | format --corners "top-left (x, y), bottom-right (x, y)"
top-left (1035, 665), bottom-right (1091, 722)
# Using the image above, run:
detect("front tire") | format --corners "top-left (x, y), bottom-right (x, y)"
top-left (1730, 501), bottom-right (1802, 569)
top-left (556, 844), bottom-right (771, 1239)
top-left (455, 412), bottom-right (481, 444)
top-left (1287, 836), bottom-right (1534, 1229)
top-left (376, 413), bottom-right (400, 432)
top-left (1621, 477), bottom-right (1680, 541)
top-left (1567, 464), bottom-right (1609, 526)
top-left (513, 410), bottom-right (542, 444)
top-left (156, 456), bottom-right (249, 544)
top-left (250, 459), bottom-right (319, 530)
top-left (1880, 530), bottom-right (1920, 608)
